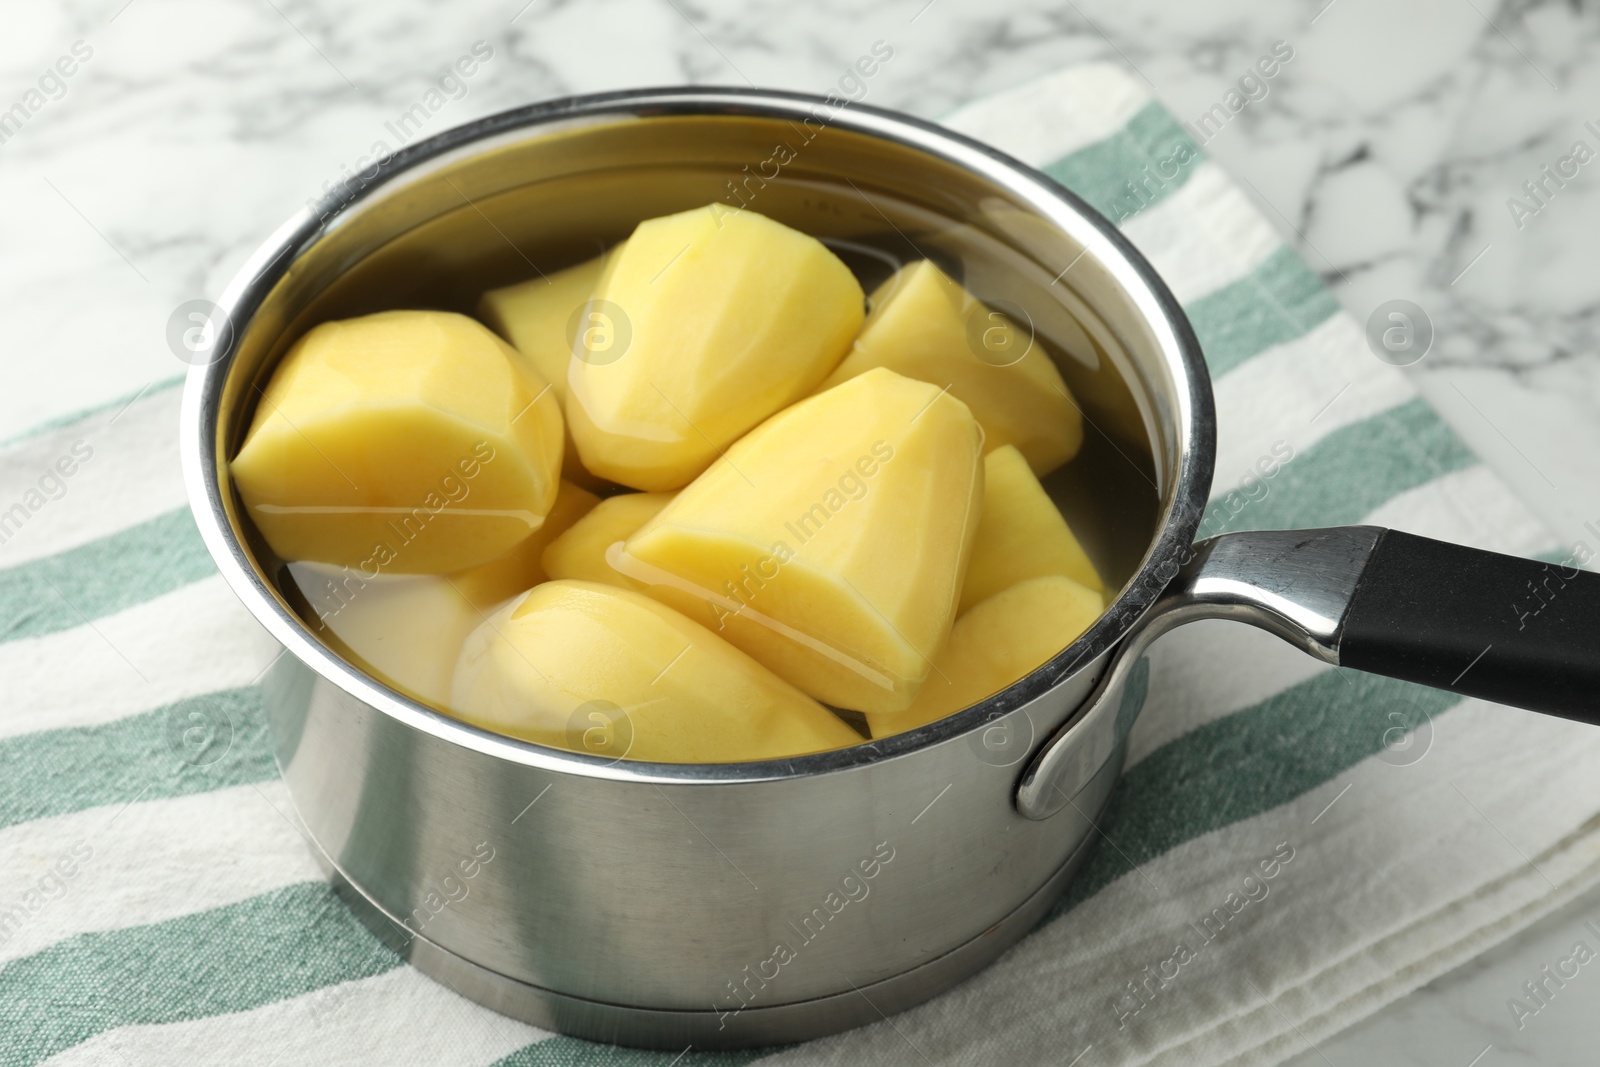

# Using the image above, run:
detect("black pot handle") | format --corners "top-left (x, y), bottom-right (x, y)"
top-left (1017, 526), bottom-right (1600, 819)
top-left (1340, 529), bottom-right (1600, 721)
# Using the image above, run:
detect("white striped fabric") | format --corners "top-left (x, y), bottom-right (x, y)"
top-left (0, 577), bottom-right (277, 740)
top-left (942, 62), bottom-right (1153, 170)
top-left (43, 968), bottom-right (548, 1067)
top-left (0, 385), bottom-right (187, 565)
top-left (1209, 315), bottom-right (1416, 483)
top-left (1120, 164), bottom-right (1283, 305)
top-left (0, 783), bottom-right (316, 967)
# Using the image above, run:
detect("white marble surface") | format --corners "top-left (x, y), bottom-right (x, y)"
top-left (3, 0), bottom-right (1599, 1062)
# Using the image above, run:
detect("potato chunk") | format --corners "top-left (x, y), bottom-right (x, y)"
top-left (540, 491), bottom-right (675, 590)
top-left (478, 251), bottom-right (615, 490)
top-left (868, 575), bottom-right (1104, 738)
top-left (231, 310), bottom-right (564, 573)
top-left (960, 445), bottom-right (1103, 612)
top-left (451, 580), bottom-right (861, 761)
top-left (565, 204), bottom-right (864, 490)
top-left (477, 252), bottom-right (610, 402)
top-left (618, 368), bottom-right (984, 714)
top-left (287, 562), bottom-right (481, 710)
top-left (449, 479), bottom-right (601, 611)
top-left (815, 260), bottom-right (1083, 477)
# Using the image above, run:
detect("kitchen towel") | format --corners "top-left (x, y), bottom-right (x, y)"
top-left (5, 61), bottom-right (1600, 1067)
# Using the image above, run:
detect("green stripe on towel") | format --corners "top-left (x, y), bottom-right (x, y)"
top-left (0, 376), bottom-right (182, 450)
top-left (1048, 670), bottom-right (1460, 921)
top-left (1199, 398), bottom-right (1479, 537)
top-left (0, 508), bottom-right (214, 644)
top-left (0, 687), bottom-right (273, 831)
top-left (1188, 246), bottom-right (1343, 379)
top-left (0, 881), bottom-right (401, 1067)
top-left (1040, 101), bottom-right (1203, 223)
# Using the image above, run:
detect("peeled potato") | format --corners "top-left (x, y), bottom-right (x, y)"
top-left (868, 575), bottom-right (1104, 738)
top-left (960, 445), bottom-right (1103, 612)
top-left (231, 310), bottom-right (564, 573)
top-left (451, 580), bottom-right (861, 761)
top-left (478, 252), bottom-right (610, 401)
top-left (250, 204), bottom-right (1117, 764)
top-left (541, 491), bottom-right (675, 590)
top-left (565, 204), bottom-right (864, 490)
top-left (449, 479), bottom-right (601, 611)
top-left (618, 368), bottom-right (984, 715)
top-left (478, 251), bottom-right (615, 490)
top-left (287, 562), bottom-right (481, 709)
top-left (816, 260), bottom-right (1083, 477)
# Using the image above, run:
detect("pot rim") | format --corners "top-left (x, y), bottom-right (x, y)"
top-left (180, 85), bottom-right (1215, 785)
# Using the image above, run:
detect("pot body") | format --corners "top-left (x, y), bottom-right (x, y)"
top-left (263, 644), bottom-right (1125, 1044)
top-left (183, 88), bottom-right (1213, 1047)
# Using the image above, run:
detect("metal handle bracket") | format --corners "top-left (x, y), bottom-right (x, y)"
top-left (1015, 526), bottom-right (1383, 820)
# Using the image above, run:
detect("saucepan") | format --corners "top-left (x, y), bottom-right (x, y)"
top-left (179, 86), bottom-right (1600, 1049)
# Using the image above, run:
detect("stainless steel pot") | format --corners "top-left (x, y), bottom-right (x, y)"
top-left (181, 87), bottom-right (1600, 1050)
